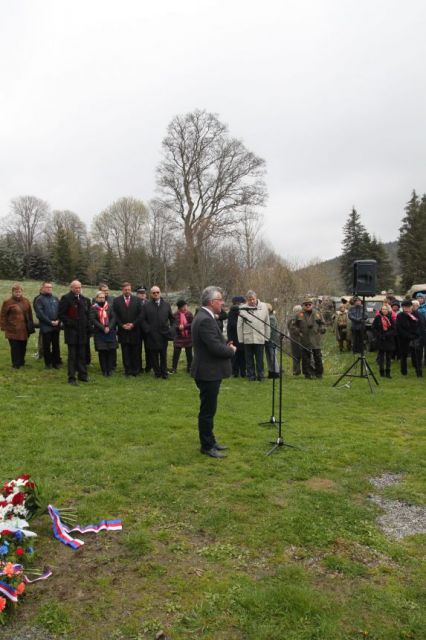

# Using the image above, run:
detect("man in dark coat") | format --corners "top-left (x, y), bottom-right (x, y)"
top-left (112, 282), bottom-right (141, 377)
top-left (140, 286), bottom-right (175, 379)
top-left (396, 299), bottom-right (421, 376)
top-left (191, 286), bottom-right (236, 458)
top-left (34, 281), bottom-right (61, 369)
top-left (58, 280), bottom-right (91, 384)
top-left (226, 295), bottom-right (246, 378)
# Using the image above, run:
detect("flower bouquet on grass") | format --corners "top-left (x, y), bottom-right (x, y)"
top-left (0, 475), bottom-right (44, 623)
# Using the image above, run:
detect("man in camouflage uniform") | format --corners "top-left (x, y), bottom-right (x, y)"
top-left (295, 297), bottom-right (326, 379)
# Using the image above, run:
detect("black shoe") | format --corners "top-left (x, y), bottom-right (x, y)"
top-left (200, 448), bottom-right (226, 458)
top-left (45, 364), bottom-right (53, 370)
top-left (68, 379), bottom-right (77, 385)
top-left (52, 364), bottom-right (60, 369)
top-left (386, 371), bottom-right (392, 378)
top-left (78, 377), bottom-right (89, 382)
top-left (162, 373), bottom-right (169, 379)
top-left (213, 442), bottom-right (228, 451)
top-left (248, 377), bottom-right (256, 382)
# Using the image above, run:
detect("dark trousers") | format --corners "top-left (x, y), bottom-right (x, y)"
top-left (244, 344), bottom-right (265, 380)
top-left (172, 346), bottom-right (193, 371)
top-left (195, 379), bottom-right (221, 450)
top-left (377, 350), bottom-right (392, 373)
top-left (302, 348), bottom-right (323, 378)
top-left (352, 330), bottom-right (363, 354)
top-left (98, 350), bottom-right (115, 375)
top-left (67, 342), bottom-right (87, 381)
top-left (9, 339), bottom-right (27, 368)
top-left (149, 345), bottom-right (168, 377)
top-left (121, 343), bottom-right (139, 375)
top-left (291, 343), bottom-right (302, 375)
top-left (41, 331), bottom-right (60, 367)
top-left (232, 348), bottom-right (246, 377)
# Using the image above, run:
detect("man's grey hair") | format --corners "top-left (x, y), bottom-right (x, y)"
top-left (246, 290), bottom-right (257, 298)
top-left (201, 286), bottom-right (223, 307)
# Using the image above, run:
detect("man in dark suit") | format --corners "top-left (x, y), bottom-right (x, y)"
top-left (58, 280), bottom-right (91, 385)
top-left (191, 286), bottom-right (236, 458)
top-left (112, 282), bottom-right (141, 376)
top-left (141, 286), bottom-right (175, 379)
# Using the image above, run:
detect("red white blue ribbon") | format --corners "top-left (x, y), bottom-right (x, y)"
top-left (48, 505), bottom-right (122, 550)
top-left (0, 580), bottom-right (18, 603)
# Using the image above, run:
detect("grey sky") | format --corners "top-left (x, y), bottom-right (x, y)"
top-left (1, 0), bottom-right (425, 261)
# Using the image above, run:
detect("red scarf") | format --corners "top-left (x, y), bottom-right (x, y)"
top-left (178, 311), bottom-right (189, 337)
top-left (380, 314), bottom-right (391, 332)
top-left (95, 301), bottom-right (109, 326)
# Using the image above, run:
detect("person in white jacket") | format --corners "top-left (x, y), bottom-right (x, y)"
top-left (237, 290), bottom-right (270, 381)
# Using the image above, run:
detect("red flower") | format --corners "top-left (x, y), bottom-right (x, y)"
top-left (16, 547), bottom-right (24, 556)
top-left (0, 501), bottom-right (7, 507)
top-left (0, 529), bottom-right (12, 536)
top-left (12, 492), bottom-right (25, 506)
top-left (18, 475), bottom-right (30, 481)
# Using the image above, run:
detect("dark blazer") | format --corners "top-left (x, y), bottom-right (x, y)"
top-left (58, 292), bottom-right (91, 344)
top-left (113, 295), bottom-right (141, 344)
top-left (90, 303), bottom-right (117, 351)
top-left (190, 308), bottom-right (234, 381)
top-left (372, 314), bottom-right (395, 352)
top-left (141, 299), bottom-right (175, 350)
top-left (396, 312), bottom-right (418, 346)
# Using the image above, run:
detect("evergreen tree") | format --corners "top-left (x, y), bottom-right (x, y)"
top-left (369, 236), bottom-right (394, 291)
top-left (398, 191), bottom-right (426, 291)
top-left (0, 235), bottom-right (23, 279)
top-left (340, 208), bottom-right (371, 291)
top-left (51, 224), bottom-right (74, 283)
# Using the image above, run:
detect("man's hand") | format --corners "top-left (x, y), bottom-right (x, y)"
top-left (227, 340), bottom-right (237, 354)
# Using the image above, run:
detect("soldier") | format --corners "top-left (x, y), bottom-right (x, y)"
top-left (295, 298), bottom-right (326, 379)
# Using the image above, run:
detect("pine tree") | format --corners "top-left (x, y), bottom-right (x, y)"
top-left (51, 224), bottom-right (74, 283)
top-left (369, 236), bottom-right (394, 291)
top-left (398, 191), bottom-right (426, 291)
top-left (340, 208), bottom-right (371, 291)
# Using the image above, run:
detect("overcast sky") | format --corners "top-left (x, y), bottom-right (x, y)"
top-left (1, 0), bottom-right (425, 261)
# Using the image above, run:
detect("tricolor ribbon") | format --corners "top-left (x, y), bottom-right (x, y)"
top-left (47, 505), bottom-right (122, 550)
top-left (0, 580), bottom-right (18, 603)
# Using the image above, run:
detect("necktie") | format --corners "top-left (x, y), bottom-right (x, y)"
top-left (125, 297), bottom-right (130, 307)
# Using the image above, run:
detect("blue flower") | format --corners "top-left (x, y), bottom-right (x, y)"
top-left (14, 530), bottom-right (24, 541)
top-left (0, 544), bottom-right (9, 555)
top-left (25, 546), bottom-right (34, 554)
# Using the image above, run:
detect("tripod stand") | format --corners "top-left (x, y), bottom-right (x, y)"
top-left (332, 296), bottom-right (379, 393)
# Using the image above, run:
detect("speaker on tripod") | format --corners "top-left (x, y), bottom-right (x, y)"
top-left (352, 259), bottom-right (377, 296)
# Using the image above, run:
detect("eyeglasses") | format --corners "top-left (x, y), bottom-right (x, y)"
top-left (303, 303), bottom-right (312, 306)
top-left (151, 291), bottom-right (160, 294)
top-left (212, 297), bottom-right (223, 302)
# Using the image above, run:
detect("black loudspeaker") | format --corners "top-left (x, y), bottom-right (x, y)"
top-left (353, 260), bottom-right (377, 296)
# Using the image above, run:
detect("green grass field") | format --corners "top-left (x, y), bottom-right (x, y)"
top-left (1, 281), bottom-right (425, 639)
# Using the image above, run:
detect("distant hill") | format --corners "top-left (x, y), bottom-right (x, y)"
top-left (295, 241), bottom-right (399, 295)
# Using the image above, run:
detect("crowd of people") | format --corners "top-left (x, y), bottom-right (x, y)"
top-left (1, 282), bottom-right (425, 384)
top-left (332, 292), bottom-right (426, 378)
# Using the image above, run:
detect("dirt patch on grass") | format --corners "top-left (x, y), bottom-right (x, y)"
top-left (303, 477), bottom-right (339, 492)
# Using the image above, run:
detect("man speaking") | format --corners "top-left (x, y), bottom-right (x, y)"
top-left (191, 286), bottom-right (236, 458)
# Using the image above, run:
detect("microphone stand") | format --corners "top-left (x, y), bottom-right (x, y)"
top-left (238, 308), bottom-right (310, 455)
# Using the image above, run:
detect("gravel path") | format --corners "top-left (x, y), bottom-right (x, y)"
top-left (369, 473), bottom-right (426, 539)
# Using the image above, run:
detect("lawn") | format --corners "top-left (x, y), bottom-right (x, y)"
top-left (1, 281), bottom-right (425, 639)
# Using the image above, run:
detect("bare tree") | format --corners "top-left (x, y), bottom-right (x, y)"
top-left (48, 210), bottom-right (87, 244)
top-left (5, 196), bottom-right (50, 266)
top-left (92, 197), bottom-right (148, 262)
top-left (156, 109), bottom-right (267, 294)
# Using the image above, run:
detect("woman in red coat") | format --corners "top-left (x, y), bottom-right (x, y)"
top-left (0, 284), bottom-right (34, 368)
top-left (171, 299), bottom-right (193, 373)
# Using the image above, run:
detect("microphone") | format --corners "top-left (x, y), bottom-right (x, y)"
top-left (239, 305), bottom-right (259, 311)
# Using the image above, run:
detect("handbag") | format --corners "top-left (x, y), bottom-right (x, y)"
top-left (25, 314), bottom-right (35, 335)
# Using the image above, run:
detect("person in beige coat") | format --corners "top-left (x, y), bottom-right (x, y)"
top-left (237, 290), bottom-right (270, 381)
